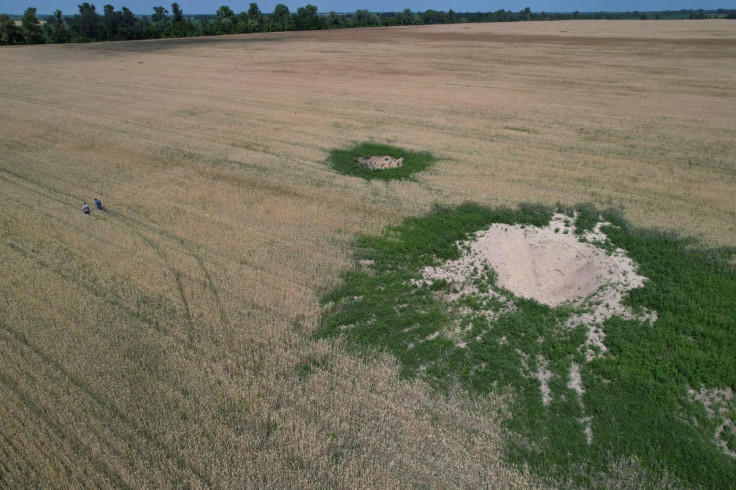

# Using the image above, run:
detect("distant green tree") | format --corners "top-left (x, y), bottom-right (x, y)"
top-left (199, 18), bottom-right (214, 35)
top-left (353, 9), bottom-right (380, 27)
top-left (167, 3), bottom-right (195, 37)
top-left (295, 4), bottom-right (319, 30)
top-left (151, 6), bottom-right (170, 38)
top-left (117, 6), bottom-right (137, 39)
top-left (171, 2), bottom-right (183, 22)
top-left (403, 8), bottom-right (415, 24)
top-left (75, 3), bottom-right (100, 40)
top-left (271, 3), bottom-right (291, 31)
top-left (325, 10), bottom-right (341, 28)
top-left (49, 9), bottom-right (71, 43)
top-left (217, 5), bottom-right (235, 18)
top-left (136, 15), bottom-right (153, 38)
top-left (393, 8), bottom-right (413, 25)
top-left (421, 9), bottom-right (446, 24)
top-left (247, 3), bottom-right (262, 18)
top-left (215, 5), bottom-right (236, 34)
top-left (245, 2), bottom-right (263, 32)
top-left (102, 4), bottom-right (120, 40)
top-left (0, 13), bottom-right (22, 45)
top-left (22, 7), bottom-right (45, 44)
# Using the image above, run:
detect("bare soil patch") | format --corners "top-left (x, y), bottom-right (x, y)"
top-left (420, 213), bottom-right (654, 332)
top-left (357, 155), bottom-right (404, 169)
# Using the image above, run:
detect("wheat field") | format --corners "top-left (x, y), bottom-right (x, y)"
top-left (1, 20), bottom-right (735, 487)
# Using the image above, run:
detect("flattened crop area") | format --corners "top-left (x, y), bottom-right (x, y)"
top-left (1, 20), bottom-right (735, 487)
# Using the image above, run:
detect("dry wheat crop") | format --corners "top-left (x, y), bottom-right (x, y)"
top-left (1, 20), bottom-right (735, 487)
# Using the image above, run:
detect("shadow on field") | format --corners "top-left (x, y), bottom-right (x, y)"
top-left (74, 34), bottom-right (289, 53)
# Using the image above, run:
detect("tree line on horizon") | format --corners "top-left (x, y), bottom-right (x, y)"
top-left (1, 3), bottom-right (735, 46)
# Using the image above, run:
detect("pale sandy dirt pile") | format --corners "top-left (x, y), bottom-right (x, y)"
top-left (468, 215), bottom-right (644, 310)
top-left (356, 155), bottom-right (404, 169)
top-left (416, 213), bottom-right (658, 445)
top-left (418, 214), bottom-right (656, 358)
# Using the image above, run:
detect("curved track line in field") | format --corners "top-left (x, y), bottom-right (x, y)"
top-left (0, 159), bottom-right (333, 320)
top-left (0, 165), bottom-right (227, 335)
top-left (1, 144), bottom-right (342, 327)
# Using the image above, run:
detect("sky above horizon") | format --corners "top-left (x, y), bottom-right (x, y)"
top-left (0, 0), bottom-right (732, 15)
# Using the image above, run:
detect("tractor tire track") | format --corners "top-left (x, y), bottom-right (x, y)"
top-left (0, 165), bottom-right (224, 334)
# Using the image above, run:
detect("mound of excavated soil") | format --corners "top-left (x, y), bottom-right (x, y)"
top-left (422, 214), bottom-right (647, 308)
top-left (356, 155), bottom-right (404, 169)
top-left (418, 213), bottom-right (657, 360)
top-left (476, 218), bottom-right (639, 309)
top-left (415, 213), bottom-right (659, 441)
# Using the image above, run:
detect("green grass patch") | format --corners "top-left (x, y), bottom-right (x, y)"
top-left (573, 204), bottom-right (601, 236)
top-left (319, 203), bottom-right (736, 487)
top-left (328, 142), bottom-right (434, 181)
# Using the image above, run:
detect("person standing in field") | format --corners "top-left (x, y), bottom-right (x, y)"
top-left (95, 198), bottom-right (103, 211)
top-left (82, 203), bottom-right (90, 214)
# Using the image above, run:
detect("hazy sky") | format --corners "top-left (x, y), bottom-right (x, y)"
top-left (1, 0), bottom-right (731, 15)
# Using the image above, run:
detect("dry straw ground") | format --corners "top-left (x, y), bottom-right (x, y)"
top-left (1, 20), bottom-right (735, 487)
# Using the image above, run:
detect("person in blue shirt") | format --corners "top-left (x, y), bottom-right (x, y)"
top-left (82, 203), bottom-right (90, 214)
top-left (95, 198), bottom-right (103, 211)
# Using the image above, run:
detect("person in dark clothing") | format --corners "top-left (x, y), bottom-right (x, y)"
top-left (82, 203), bottom-right (90, 214)
top-left (95, 198), bottom-right (103, 211)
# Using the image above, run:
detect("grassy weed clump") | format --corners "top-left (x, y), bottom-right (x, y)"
top-left (320, 204), bottom-right (736, 488)
top-left (328, 143), bottom-right (434, 181)
top-left (573, 204), bottom-right (601, 235)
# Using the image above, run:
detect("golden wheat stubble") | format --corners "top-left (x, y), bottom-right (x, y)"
top-left (0, 19), bottom-right (734, 487)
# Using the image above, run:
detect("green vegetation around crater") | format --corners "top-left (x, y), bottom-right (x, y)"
top-left (328, 143), bottom-right (434, 181)
top-left (319, 203), bottom-right (736, 488)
